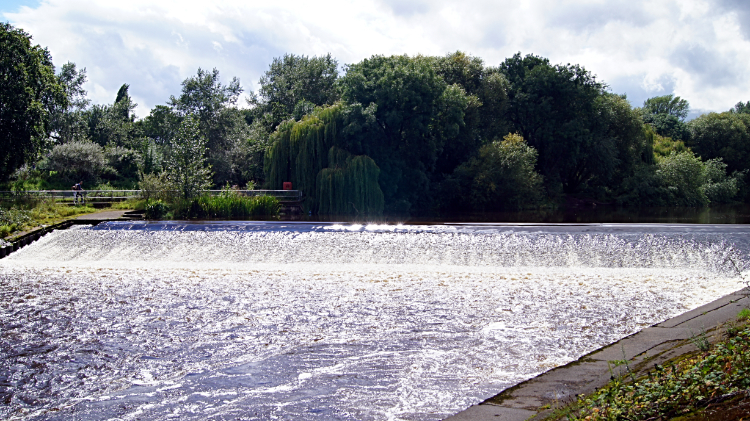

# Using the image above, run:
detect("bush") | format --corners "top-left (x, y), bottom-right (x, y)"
top-left (144, 200), bottom-right (168, 219)
top-left (655, 151), bottom-right (708, 207)
top-left (452, 133), bottom-right (544, 211)
top-left (104, 145), bottom-right (142, 180)
top-left (702, 158), bottom-right (742, 204)
top-left (138, 172), bottom-right (178, 203)
top-left (45, 140), bottom-right (108, 183)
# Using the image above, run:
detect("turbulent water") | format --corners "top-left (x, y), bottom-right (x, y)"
top-left (0, 222), bottom-right (748, 420)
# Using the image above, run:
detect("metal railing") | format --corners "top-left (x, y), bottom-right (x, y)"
top-left (0, 189), bottom-right (302, 202)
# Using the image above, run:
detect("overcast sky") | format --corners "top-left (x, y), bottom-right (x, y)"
top-left (3, 0), bottom-right (750, 119)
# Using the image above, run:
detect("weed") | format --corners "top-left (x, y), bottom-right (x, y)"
top-left (689, 327), bottom-right (712, 352)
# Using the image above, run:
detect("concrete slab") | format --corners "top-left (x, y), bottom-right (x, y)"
top-left (587, 327), bottom-right (692, 361)
top-left (657, 289), bottom-right (748, 328)
top-left (442, 404), bottom-right (535, 421)
top-left (76, 210), bottom-right (130, 220)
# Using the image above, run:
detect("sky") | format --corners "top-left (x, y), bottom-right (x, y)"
top-left (3, 0), bottom-right (750, 120)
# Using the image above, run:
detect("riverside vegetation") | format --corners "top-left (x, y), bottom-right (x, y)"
top-left (542, 307), bottom-right (750, 421)
top-left (3, 21), bottom-right (750, 219)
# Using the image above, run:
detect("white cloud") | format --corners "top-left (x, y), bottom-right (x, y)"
top-left (5, 0), bottom-right (750, 117)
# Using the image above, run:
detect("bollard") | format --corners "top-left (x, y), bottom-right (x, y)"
top-left (0, 247), bottom-right (6, 258)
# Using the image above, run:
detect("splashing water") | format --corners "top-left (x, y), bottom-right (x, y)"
top-left (0, 222), bottom-right (747, 420)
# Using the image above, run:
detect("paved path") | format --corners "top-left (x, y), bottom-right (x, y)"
top-left (444, 288), bottom-right (750, 421)
top-left (75, 210), bottom-right (131, 221)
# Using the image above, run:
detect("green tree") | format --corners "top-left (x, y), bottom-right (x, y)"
top-left (49, 62), bottom-right (90, 144)
top-left (655, 151), bottom-right (708, 207)
top-left (169, 68), bottom-right (250, 186)
top-left (338, 54), bottom-right (468, 213)
top-left (249, 53), bottom-right (339, 131)
top-left (453, 133), bottom-right (544, 210)
top-left (687, 111), bottom-right (750, 175)
top-left (429, 52), bottom-right (510, 174)
top-left (500, 53), bottom-right (604, 195)
top-left (731, 101), bottom-right (750, 114)
top-left (165, 115), bottom-right (212, 199)
top-left (642, 94), bottom-right (690, 120)
top-left (0, 22), bottom-right (67, 180)
top-left (139, 105), bottom-right (181, 145)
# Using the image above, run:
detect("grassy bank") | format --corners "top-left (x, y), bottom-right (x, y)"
top-left (544, 308), bottom-right (750, 421)
top-left (0, 199), bottom-right (102, 239)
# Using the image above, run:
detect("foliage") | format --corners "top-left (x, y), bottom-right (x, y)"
top-left (655, 151), bottom-right (709, 207)
top-left (652, 132), bottom-right (689, 158)
top-left (338, 54), bottom-right (468, 213)
top-left (641, 112), bottom-right (690, 142)
top-left (500, 53), bottom-right (606, 195)
top-left (316, 147), bottom-right (384, 216)
top-left (265, 103), bottom-right (383, 215)
top-left (732, 101), bottom-right (750, 114)
top-left (168, 188), bottom-right (280, 219)
top-left (642, 94), bottom-right (690, 120)
top-left (139, 105), bottom-right (181, 145)
top-left (688, 111), bottom-right (750, 175)
top-left (702, 158), bottom-right (742, 204)
top-left (553, 319), bottom-right (750, 421)
top-left (0, 22), bottom-right (67, 180)
top-left (49, 62), bottom-right (90, 144)
top-left (0, 198), bottom-right (95, 238)
top-left (144, 199), bottom-right (168, 219)
top-left (104, 145), bottom-right (142, 180)
top-left (45, 139), bottom-right (108, 183)
top-left (163, 115), bottom-right (212, 200)
top-left (450, 133), bottom-right (544, 211)
top-left (249, 53), bottom-right (340, 132)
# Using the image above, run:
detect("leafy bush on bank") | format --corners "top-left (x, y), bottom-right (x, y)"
top-left (549, 312), bottom-right (750, 421)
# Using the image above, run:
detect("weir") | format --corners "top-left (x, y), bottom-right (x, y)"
top-left (0, 222), bottom-right (748, 420)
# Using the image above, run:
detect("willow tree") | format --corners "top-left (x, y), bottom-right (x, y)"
top-left (264, 103), bottom-right (383, 215)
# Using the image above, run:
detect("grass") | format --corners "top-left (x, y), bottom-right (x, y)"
top-left (1, 198), bottom-right (100, 239)
top-left (543, 311), bottom-right (750, 421)
top-left (165, 189), bottom-right (280, 219)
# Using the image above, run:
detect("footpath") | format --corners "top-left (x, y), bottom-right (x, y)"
top-left (445, 287), bottom-right (750, 421)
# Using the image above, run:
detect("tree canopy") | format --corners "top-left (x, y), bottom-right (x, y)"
top-left (0, 22), bottom-right (66, 179)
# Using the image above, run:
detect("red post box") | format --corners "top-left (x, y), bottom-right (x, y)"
top-left (283, 182), bottom-right (293, 190)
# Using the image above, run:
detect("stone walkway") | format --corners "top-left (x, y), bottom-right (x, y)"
top-left (444, 288), bottom-right (750, 421)
top-left (75, 210), bottom-right (131, 221)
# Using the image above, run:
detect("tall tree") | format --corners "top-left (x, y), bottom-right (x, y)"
top-left (50, 62), bottom-right (90, 144)
top-left (248, 53), bottom-right (339, 131)
top-left (642, 94), bottom-right (690, 121)
top-left (0, 23), bottom-right (67, 180)
top-left (338, 54), bottom-right (468, 213)
top-left (500, 53), bottom-right (604, 195)
top-left (165, 115), bottom-right (212, 199)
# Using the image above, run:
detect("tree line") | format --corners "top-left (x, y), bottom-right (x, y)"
top-left (3, 22), bottom-right (750, 216)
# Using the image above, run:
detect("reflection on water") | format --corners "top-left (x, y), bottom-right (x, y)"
top-left (0, 222), bottom-right (748, 420)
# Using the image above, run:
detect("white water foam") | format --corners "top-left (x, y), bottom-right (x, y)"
top-left (0, 223), bottom-right (746, 420)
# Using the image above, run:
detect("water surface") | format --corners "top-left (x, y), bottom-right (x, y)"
top-left (0, 222), bottom-right (747, 420)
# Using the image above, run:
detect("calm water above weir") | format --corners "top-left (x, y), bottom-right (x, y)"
top-left (1, 222), bottom-right (749, 420)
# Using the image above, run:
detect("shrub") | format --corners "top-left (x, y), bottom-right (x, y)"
top-left (453, 133), bottom-right (544, 211)
top-left (144, 200), bottom-right (168, 219)
top-left (655, 151), bottom-right (708, 207)
top-left (138, 172), bottom-right (178, 203)
top-left (104, 145), bottom-right (142, 180)
top-left (45, 140), bottom-right (108, 183)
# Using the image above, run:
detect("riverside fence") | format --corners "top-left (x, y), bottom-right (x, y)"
top-left (0, 190), bottom-right (302, 205)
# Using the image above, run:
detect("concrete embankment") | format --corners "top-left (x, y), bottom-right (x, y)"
top-left (445, 287), bottom-right (750, 421)
top-left (0, 210), bottom-right (141, 259)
